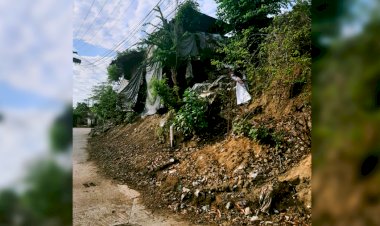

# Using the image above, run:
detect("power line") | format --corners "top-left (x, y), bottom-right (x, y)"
top-left (76, 0), bottom-right (111, 41)
top-left (80, 0), bottom-right (182, 68)
top-left (74, 0), bottom-right (97, 37)
top-left (76, 0), bottom-right (137, 52)
top-left (81, 0), bottom-right (167, 66)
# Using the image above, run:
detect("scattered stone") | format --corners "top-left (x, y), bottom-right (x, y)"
top-left (180, 193), bottom-right (186, 202)
top-left (235, 200), bottom-right (247, 209)
top-left (244, 207), bottom-right (251, 215)
top-left (259, 184), bottom-right (273, 213)
top-left (248, 171), bottom-right (258, 180)
top-left (250, 216), bottom-right (259, 222)
top-left (194, 189), bottom-right (200, 197)
top-left (201, 205), bottom-right (210, 212)
top-left (225, 202), bottom-right (232, 210)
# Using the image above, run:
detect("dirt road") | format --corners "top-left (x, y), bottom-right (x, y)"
top-left (73, 128), bottom-right (193, 226)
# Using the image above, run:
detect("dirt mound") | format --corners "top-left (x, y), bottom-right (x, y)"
top-left (87, 72), bottom-right (312, 225)
top-left (88, 102), bottom-right (311, 225)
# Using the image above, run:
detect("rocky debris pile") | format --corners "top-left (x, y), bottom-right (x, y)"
top-left (88, 102), bottom-right (311, 225)
top-left (89, 121), bottom-right (115, 137)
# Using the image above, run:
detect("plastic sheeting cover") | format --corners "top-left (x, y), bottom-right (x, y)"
top-left (143, 61), bottom-right (162, 116)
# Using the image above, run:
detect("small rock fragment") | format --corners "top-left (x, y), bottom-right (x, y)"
top-left (244, 207), bottom-right (251, 215)
top-left (250, 216), bottom-right (259, 222)
top-left (194, 189), bottom-right (200, 197)
top-left (202, 205), bottom-right (210, 212)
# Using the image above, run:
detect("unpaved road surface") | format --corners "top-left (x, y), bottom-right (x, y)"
top-left (73, 128), bottom-right (193, 226)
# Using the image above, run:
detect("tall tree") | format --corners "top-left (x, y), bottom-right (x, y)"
top-left (215, 0), bottom-right (286, 33)
top-left (90, 83), bottom-right (125, 123)
top-left (144, 1), bottom-right (200, 98)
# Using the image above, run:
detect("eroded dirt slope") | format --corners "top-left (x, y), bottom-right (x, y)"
top-left (88, 98), bottom-right (311, 225)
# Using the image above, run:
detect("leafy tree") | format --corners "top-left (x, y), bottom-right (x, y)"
top-left (50, 105), bottom-right (72, 152)
top-left (0, 189), bottom-right (19, 224)
top-left (73, 102), bottom-right (90, 126)
top-left (107, 49), bottom-right (145, 82)
top-left (215, 0), bottom-right (286, 33)
top-left (107, 64), bottom-right (123, 82)
top-left (144, 1), bottom-right (200, 98)
top-left (90, 83), bottom-right (125, 123)
top-left (212, 0), bottom-right (289, 70)
top-left (255, 0), bottom-right (311, 92)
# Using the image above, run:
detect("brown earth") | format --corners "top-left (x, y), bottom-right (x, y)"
top-left (88, 80), bottom-right (311, 225)
top-left (73, 128), bottom-right (197, 226)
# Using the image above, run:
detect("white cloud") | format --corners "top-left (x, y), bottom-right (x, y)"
top-left (74, 0), bottom-right (218, 52)
top-left (0, 0), bottom-right (72, 103)
top-left (73, 56), bottom-right (112, 105)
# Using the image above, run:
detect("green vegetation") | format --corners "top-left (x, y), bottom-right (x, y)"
top-left (107, 49), bottom-right (145, 82)
top-left (173, 89), bottom-right (208, 137)
top-left (213, 0), bottom-right (311, 97)
top-left (50, 106), bottom-right (72, 152)
top-left (90, 83), bottom-right (125, 124)
top-left (257, 0), bottom-right (311, 87)
top-left (96, 0), bottom-right (311, 138)
top-left (150, 77), bottom-right (179, 109)
top-left (73, 102), bottom-right (90, 127)
top-left (107, 64), bottom-right (123, 82)
top-left (232, 118), bottom-right (284, 147)
top-left (1, 107), bottom-right (72, 225)
top-left (143, 0), bottom-right (206, 97)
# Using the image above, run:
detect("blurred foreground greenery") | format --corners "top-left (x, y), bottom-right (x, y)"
top-left (313, 0), bottom-right (380, 225)
top-left (0, 106), bottom-right (72, 226)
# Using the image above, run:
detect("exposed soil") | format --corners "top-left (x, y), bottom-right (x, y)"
top-left (73, 128), bottom-right (197, 226)
top-left (88, 85), bottom-right (312, 226)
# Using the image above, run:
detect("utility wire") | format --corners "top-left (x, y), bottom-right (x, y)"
top-left (81, 0), bottom-right (166, 66)
top-left (74, 0), bottom-right (97, 37)
top-left (76, 0), bottom-right (111, 41)
top-left (80, 0), bottom-right (181, 68)
top-left (76, 0), bottom-right (137, 52)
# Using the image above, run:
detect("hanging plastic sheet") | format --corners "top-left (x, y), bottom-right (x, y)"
top-left (231, 75), bottom-right (251, 105)
top-left (143, 46), bottom-right (163, 116)
top-left (122, 66), bottom-right (144, 109)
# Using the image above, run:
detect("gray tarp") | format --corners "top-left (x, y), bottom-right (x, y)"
top-left (143, 61), bottom-right (163, 116)
top-left (122, 66), bottom-right (144, 108)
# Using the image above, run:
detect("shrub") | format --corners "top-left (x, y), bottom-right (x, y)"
top-left (232, 119), bottom-right (284, 147)
top-left (173, 89), bottom-right (208, 137)
top-left (150, 77), bottom-right (179, 109)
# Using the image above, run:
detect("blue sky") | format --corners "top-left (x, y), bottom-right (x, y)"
top-left (0, 82), bottom-right (62, 109)
top-left (73, 39), bottom-right (114, 57)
